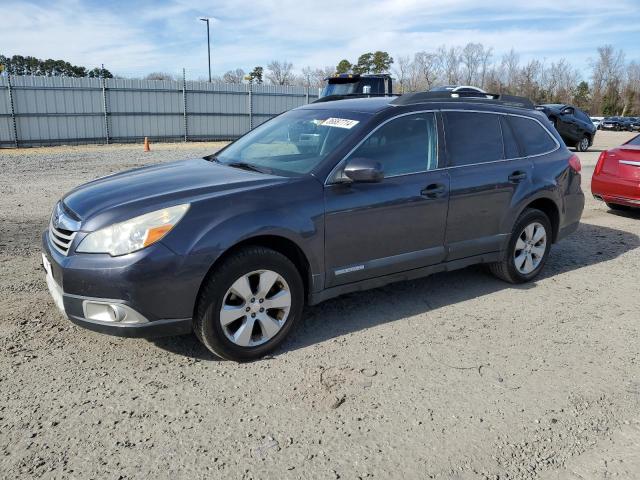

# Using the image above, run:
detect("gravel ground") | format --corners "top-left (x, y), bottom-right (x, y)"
top-left (1, 132), bottom-right (639, 480)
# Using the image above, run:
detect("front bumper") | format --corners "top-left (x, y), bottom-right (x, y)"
top-left (42, 231), bottom-right (193, 338)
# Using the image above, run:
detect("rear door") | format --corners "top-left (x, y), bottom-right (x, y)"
top-left (443, 111), bottom-right (533, 260)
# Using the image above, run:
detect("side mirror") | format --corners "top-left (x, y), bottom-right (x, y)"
top-left (343, 157), bottom-right (384, 183)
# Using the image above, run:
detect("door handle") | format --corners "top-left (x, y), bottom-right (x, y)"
top-left (421, 183), bottom-right (446, 198)
top-left (508, 171), bottom-right (527, 183)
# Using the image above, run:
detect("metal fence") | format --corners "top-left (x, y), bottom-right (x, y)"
top-left (0, 75), bottom-right (318, 148)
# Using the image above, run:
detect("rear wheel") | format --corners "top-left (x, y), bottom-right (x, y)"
top-left (489, 208), bottom-right (552, 284)
top-left (576, 136), bottom-right (590, 152)
top-left (194, 246), bottom-right (304, 361)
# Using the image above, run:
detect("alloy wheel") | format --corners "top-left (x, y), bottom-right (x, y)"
top-left (513, 222), bottom-right (547, 275)
top-left (580, 137), bottom-right (589, 151)
top-left (219, 270), bottom-right (291, 347)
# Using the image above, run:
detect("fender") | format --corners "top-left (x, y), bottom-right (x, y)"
top-left (160, 176), bottom-right (325, 312)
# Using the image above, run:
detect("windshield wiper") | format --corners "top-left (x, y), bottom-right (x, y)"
top-left (225, 162), bottom-right (270, 174)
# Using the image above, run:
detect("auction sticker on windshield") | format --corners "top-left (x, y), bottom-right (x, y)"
top-left (322, 118), bottom-right (360, 129)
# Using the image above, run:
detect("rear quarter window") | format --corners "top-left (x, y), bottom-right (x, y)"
top-left (628, 135), bottom-right (640, 146)
top-left (507, 116), bottom-right (557, 156)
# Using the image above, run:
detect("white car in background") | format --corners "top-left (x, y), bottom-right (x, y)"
top-left (590, 116), bottom-right (604, 129)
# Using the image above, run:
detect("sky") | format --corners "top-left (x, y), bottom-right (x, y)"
top-left (3, 0), bottom-right (640, 80)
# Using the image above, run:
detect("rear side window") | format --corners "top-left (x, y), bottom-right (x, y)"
top-left (507, 116), bottom-right (557, 156)
top-left (347, 113), bottom-right (438, 176)
top-left (444, 112), bottom-right (504, 166)
top-left (577, 110), bottom-right (590, 123)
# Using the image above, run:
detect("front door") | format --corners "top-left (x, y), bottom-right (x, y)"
top-left (323, 112), bottom-right (449, 287)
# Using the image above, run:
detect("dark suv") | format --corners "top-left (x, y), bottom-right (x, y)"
top-left (43, 92), bottom-right (585, 361)
top-left (536, 104), bottom-right (596, 152)
top-left (600, 117), bottom-right (629, 131)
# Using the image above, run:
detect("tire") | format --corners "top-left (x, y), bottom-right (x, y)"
top-left (489, 208), bottom-right (552, 284)
top-left (193, 246), bottom-right (304, 361)
top-left (606, 202), bottom-right (631, 211)
top-left (576, 135), bottom-right (590, 152)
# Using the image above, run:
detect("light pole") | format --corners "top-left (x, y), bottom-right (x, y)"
top-left (199, 17), bottom-right (212, 82)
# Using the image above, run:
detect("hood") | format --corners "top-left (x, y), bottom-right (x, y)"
top-left (63, 158), bottom-right (287, 231)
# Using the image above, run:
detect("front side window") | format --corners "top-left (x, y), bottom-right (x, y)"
top-left (444, 112), bottom-right (504, 166)
top-left (214, 109), bottom-right (369, 176)
top-left (344, 113), bottom-right (438, 176)
top-left (508, 116), bottom-right (557, 156)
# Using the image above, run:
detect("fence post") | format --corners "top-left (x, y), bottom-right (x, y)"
top-left (182, 68), bottom-right (188, 142)
top-left (101, 77), bottom-right (110, 144)
top-left (248, 83), bottom-right (253, 130)
top-left (7, 76), bottom-right (18, 148)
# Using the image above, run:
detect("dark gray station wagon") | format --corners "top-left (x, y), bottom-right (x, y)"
top-left (43, 92), bottom-right (585, 360)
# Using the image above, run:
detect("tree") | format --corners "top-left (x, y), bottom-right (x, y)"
top-left (439, 46), bottom-right (461, 85)
top-left (393, 55), bottom-right (412, 93)
top-left (460, 43), bottom-right (484, 85)
top-left (247, 66), bottom-right (264, 84)
top-left (144, 72), bottom-right (174, 81)
top-left (371, 51), bottom-right (393, 73)
top-left (87, 67), bottom-right (113, 78)
top-left (336, 59), bottom-right (352, 74)
top-left (266, 60), bottom-right (294, 85)
top-left (414, 51), bottom-right (441, 90)
top-left (353, 53), bottom-right (374, 74)
top-left (222, 68), bottom-right (245, 84)
top-left (573, 81), bottom-right (590, 111)
top-left (591, 45), bottom-right (625, 115)
top-left (298, 66), bottom-right (332, 88)
top-left (0, 53), bottom-right (112, 78)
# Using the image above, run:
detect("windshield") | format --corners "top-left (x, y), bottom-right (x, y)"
top-left (321, 82), bottom-right (359, 97)
top-left (214, 108), bottom-right (369, 176)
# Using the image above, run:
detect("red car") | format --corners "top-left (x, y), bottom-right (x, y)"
top-left (592, 134), bottom-right (640, 210)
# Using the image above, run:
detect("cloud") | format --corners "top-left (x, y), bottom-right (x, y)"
top-left (2, 0), bottom-right (639, 78)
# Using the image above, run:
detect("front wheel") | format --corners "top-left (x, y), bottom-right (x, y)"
top-left (489, 209), bottom-right (552, 284)
top-left (194, 246), bottom-right (304, 361)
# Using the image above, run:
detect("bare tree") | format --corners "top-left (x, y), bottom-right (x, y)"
top-left (623, 61), bottom-right (640, 115)
top-left (438, 46), bottom-right (461, 85)
top-left (460, 43), bottom-right (484, 85)
top-left (297, 66), bottom-right (333, 89)
top-left (393, 55), bottom-right (412, 93)
top-left (591, 45), bottom-right (626, 114)
top-left (519, 59), bottom-right (544, 101)
top-left (546, 59), bottom-right (578, 104)
top-left (266, 60), bottom-right (294, 86)
top-left (222, 68), bottom-right (246, 84)
top-left (501, 49), bottom-right (520, 94)
top-left (414, 51), bottom-right (441, 90)
top-left (144, 72), bottom-right (176, 81)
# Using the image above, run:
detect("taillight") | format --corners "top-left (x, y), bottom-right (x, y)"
top-left (594, 151), bottom-right (607, 175)
top-left (568, 154), bottom-right (582, 173)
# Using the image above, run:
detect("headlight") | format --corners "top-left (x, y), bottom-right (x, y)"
top-left (76, 204), bottom-right (190, 256)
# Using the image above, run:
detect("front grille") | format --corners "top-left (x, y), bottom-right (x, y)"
top-left (49, 223), bottom-right (77, 256)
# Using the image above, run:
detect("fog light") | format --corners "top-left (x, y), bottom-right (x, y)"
top-left (82, 301), bottom-right (149, 324)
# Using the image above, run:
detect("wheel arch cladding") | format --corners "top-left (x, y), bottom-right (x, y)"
top-left (192, 235), bottom-right (311, 320)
